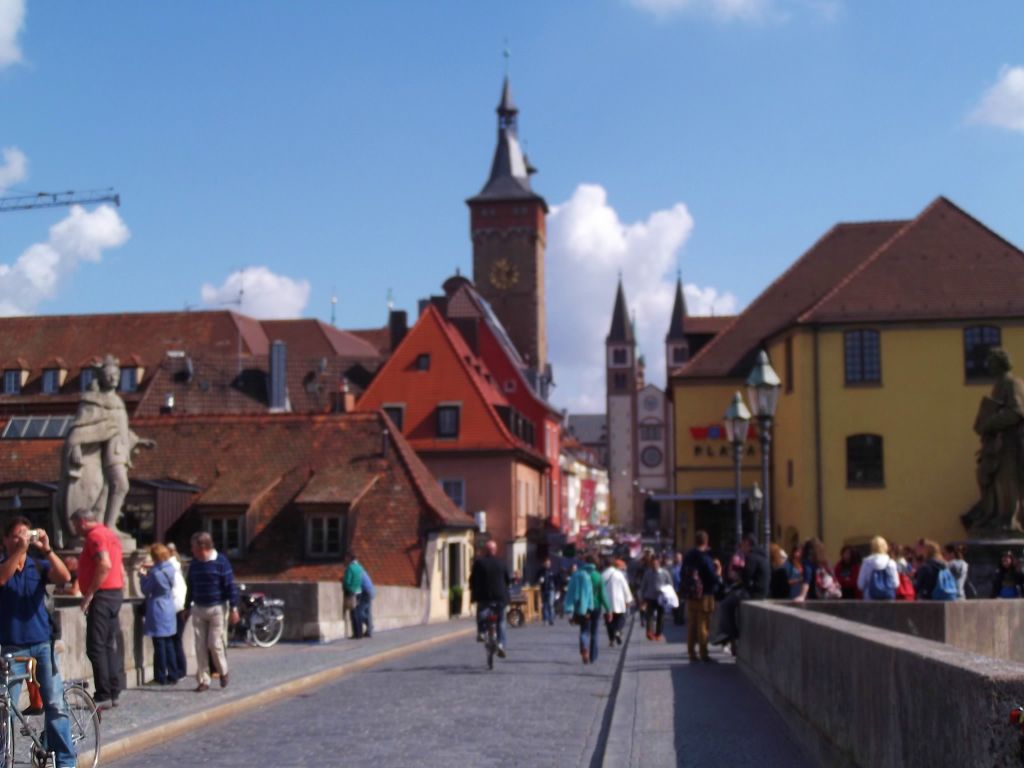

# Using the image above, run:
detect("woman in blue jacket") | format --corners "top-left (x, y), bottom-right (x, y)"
top-left (141, 543), bottom-right (181, 684)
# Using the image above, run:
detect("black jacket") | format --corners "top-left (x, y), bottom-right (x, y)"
top-left (681, 548), bottom-right (719, 597)
top-left (914, 559), bottom-right (944, 600)
top-left (470, 555), bottom-right (510, 604)
top-left (741, 548), bottom-right (770, 599)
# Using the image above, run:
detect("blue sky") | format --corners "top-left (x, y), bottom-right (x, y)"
top-left (2, 0), bottom-right (1023, 411)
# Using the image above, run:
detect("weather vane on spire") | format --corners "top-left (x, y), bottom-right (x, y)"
top-left (503, 38), bottom-right (511, 75)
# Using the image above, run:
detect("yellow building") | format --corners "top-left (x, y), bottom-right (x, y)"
top-left (670, 197), bottom-right (1024, 560)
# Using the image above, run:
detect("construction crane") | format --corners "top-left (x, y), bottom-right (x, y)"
top-left (0, 188), bottom-right (120, 213)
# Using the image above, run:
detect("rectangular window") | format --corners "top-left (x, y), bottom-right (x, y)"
top-left (80, 369), bottom-right (95, 392)
top-left (382, 405), bottom-right (404, 432)
top-left (612, 348), bottom-right (627, 366)
top-left (416, 354), bottom-right (431, 371)
top-left (41, 369), bottom-right (61, 395)
top-left (307, 515), bottom-right (343, 557)
top-left (671, 345), bottom-right (689, 365)
top-left (3, 370), bottom-right (21, 395)
top-left (847, 434), bottom-right (884, 487)
top-left (964, 326), bottom-right (1001, 380)
top-left (612, 372), bottom-right (627, 391)
top-left (206, 516), bottom-right (243, 557)
top-left (440, 478), bottom-right (465, 509)
top-left (844, 330), bottom-right (881, 385)
top-left (119, 368), bottom-right (138, 393)
top-left (437, 405), bottom-right (460, 438)
top-left (639, 424), bottom-right (663, 441)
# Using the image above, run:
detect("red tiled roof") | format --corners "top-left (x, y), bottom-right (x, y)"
top-left (684, 316), bottom-right (734, 335)
top-left (800, 197), bottom-right (1024, 323)
top-left (349, 327), bottom-right (391, 356)
top-left (262, 319), bottom-right (382, 360)
top-left (0, 411), bottom-right (473, 585)
top-left (679, 219), bottom-right (907, 378)
top-left (295, 469), bottom-right (377, 505)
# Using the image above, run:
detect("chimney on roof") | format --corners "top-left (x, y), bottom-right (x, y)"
top-left (268, 340), bottom-right (289, 412)
top-left (338, 378), bottom-right (356, 413)
top-left (389, 309), bottom-right (408, 351)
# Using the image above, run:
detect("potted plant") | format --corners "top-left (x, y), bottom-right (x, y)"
top-left (449, 585), bottom-right (464, 617)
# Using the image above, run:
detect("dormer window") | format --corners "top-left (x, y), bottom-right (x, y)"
top-left (119, 367), bottom-right (138, 393)
top-left (3, 370), bottom-right (21, 395)
top-left (416, 354), bottom-right (431, 371)
top-left (80, 368), bottom-right (95, 392)
top-left (41, 369), bottom-right (61, 394)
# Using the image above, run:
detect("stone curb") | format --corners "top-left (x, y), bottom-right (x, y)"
top-left (597, 611), bottom-right (638, 768)
top-left (98, 626), bottom-right (475, 765)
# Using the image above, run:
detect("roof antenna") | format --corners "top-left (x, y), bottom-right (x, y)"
top-left (330, 287), bottom-right (338, 327)
top-left (386, 287), bottom-right (395, 312)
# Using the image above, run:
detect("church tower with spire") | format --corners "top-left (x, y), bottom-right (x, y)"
top-left (606, 279), bottom-right (638, 528)
top-left (665, 275), bottom-right (690, 374)
top-left (467, 77), bottom-right (550, 393)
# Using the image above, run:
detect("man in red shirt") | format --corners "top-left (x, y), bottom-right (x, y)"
top-left (72, 508), bottom-right (125, 708)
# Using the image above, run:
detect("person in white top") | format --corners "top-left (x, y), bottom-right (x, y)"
top-left (602, 558), bottom-right (633, 647)
top-left (857, 536), bottom-right (900, 600)
top-left (167, 543), bottom-right (188, 682)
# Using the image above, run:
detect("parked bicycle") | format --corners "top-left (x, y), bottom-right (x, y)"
top-left (231, 585), bottom-right (285, 648)
top-left (0, 653), bottom-right (100, 768)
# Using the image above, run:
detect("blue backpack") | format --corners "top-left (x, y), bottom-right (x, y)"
top-left (931, 566), bottom-right (958, 601)
top-left (867, 566), bottom-right (896, 600)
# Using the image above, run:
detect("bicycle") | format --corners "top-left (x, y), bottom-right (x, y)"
top-left (0, 652), bottom-right (101, 768)
top-left (480, 602), bottom-right (502, 670)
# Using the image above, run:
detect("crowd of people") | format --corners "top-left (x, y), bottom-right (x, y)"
top-left (0, 512), bottom-right (242, 768)
top-left (465, 529), bottom-right (1023, 671)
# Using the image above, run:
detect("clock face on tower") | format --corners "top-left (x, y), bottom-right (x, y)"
top-left (489, 257), bottom-right (520, 290)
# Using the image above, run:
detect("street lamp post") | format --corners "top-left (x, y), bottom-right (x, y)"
top-left (746, 350), bottom-right (781, 554)
top-left (723, 392), bottom-right (752, 550)
top-left (749, 482), bottom-right (764, 547)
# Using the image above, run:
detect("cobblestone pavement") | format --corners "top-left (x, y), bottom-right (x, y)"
top-left (605, 614), bottom-right (815, 767)
top-left (107, 620), bottom-right (620, 768)
top-left (97, 619), bottom-right (474, 748)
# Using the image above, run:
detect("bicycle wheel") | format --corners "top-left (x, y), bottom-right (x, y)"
top-left (249, 606), bottom-right (284, 648)
top-left (64, 685), bottom-right (100, 768)
top-left (0, 709), bottom-right (14, 768)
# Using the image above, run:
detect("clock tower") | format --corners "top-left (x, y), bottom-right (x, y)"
top-left (467, 77), bottom-right (550, 389)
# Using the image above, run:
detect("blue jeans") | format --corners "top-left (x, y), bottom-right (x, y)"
top-left (477, 603), bottom-right (507, 648)
top-left (588, 609), bottom-right (602, 662)
top-left (541, 591), bottom-right (555, 625)
top-left (151, 635), bottom-right (180, 683)
top-left (356, 593), bottom-right (373, 637)
top-left (7, 642), bottom-right (75, 768)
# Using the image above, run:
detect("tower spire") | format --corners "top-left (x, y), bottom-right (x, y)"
top-left (607, 279), bottom-right (634, 344)
top-left (666, 274), bottom-right (688, 342)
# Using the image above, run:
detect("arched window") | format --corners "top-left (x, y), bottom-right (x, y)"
top-left (847, 434), bottom-right (884, 487)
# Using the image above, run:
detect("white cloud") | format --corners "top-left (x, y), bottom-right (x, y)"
top-left (628, 0), bottom-right (839, 22)
top-left (200, 266), bottom-right (311, 319)
top-left (0, 146), bottom-right (27, 191)
top-left (970, 66), bottom-right (1024, 133)
top-left (0, 204), bottom-right (130, 315)
top-left (0, 0), bottom-right (25, 69)
top-left (547, 183), bottom-right (738, 413)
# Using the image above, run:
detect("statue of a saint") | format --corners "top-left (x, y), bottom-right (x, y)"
top-left (970, 348), bottom-right (1024, 533)
top-left (58, 355), bottom-right (155, 539)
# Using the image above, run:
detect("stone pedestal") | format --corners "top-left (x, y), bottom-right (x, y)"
top-left (953, 537), bottom-right (1024, 598)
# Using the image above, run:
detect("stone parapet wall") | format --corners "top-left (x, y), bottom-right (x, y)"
top-left (798, 599), bottom-right (1024, 662)
top-left (739, 602), bottom-right (1024, 767)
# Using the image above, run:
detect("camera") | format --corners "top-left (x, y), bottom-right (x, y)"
top-left (28, 530), bottom-right (39, 544)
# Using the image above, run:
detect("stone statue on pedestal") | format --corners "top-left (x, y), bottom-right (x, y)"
top-left (57, 355), bottom-right (155, 543)
top-left (964, 348), bottom-right (1024, 534)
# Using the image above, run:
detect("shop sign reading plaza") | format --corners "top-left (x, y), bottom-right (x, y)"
top-left (689, 424), bottom-right (759, 459)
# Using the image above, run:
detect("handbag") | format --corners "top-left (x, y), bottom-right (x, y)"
top-left (343, 593), bottom-right (357, 610)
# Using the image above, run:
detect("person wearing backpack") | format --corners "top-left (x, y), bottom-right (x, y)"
top-left (856, 536), bottom-right (899, 600)
top-left (681, 530), bottom-right (720, 663)
top-left (914, 539), bottom-right (958, 601)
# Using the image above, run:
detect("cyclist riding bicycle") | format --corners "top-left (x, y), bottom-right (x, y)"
top-left (469, 541), bottom-right (510, 658)
top-left (0, 517), bottom-right (76, 768)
